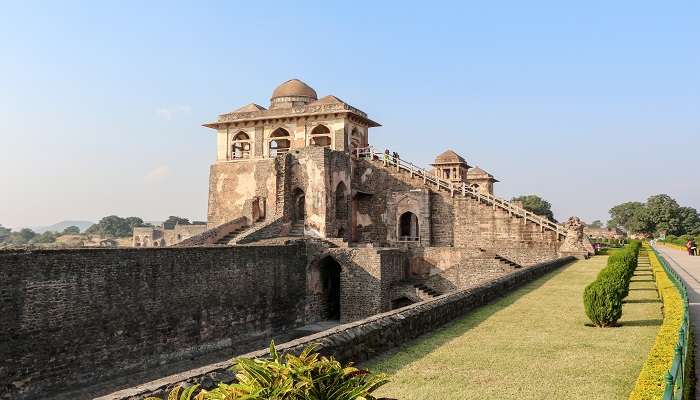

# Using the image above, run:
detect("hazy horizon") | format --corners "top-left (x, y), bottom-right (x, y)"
top-left (1, 1), bottom-right (698, 230)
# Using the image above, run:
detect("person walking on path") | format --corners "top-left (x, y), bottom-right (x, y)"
top-left (685, 239), bottom-right (693, 256)
top-left (691, 239), bottom-right (698, 256)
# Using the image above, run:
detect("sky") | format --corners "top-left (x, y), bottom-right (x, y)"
top-left (1, 1), bottom-right (698, 229)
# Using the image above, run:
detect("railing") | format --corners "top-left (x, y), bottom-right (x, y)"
top-left (651, 246), bottom-right (691, 400)
top-left (353, 146), bottom-right (567, 237)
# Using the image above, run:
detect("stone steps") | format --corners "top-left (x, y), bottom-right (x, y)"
top-left (214, 226), bottom-right (248, 245)
top-left (366, 157), bottom-right (560, 238)
top-left (414, 282), bottom-right (442, 298)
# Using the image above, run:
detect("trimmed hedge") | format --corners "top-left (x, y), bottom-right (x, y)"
top-left (583, 241), bottom-right (641, 327)
top-left (629, 244), bottom-right (686, 399)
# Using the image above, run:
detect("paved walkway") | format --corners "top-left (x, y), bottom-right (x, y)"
top-left (652, 244), bottom-right (700, 398)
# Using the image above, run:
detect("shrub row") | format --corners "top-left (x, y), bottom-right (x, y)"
top-left (583, 241), bottom-right (641, 327)
top-left (629, 244), bottom-right (690, 400)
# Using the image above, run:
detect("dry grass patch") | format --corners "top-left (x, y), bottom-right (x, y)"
top-left (367, 256), bottom-right (662, 400)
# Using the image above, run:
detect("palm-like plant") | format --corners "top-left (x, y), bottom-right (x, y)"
top-left (152, 341), bottom-right (392, 400)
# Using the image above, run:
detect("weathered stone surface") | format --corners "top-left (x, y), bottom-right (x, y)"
top-left (558, 216), bottom-right (595, 258)
top-left (98, 256), bottom-right (575, 400)
top-left (0, 245), bottom-right (307, 400)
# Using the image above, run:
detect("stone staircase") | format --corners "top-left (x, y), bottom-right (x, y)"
top-left (289, 222), bottom-right (305, 236)
top-left (355, 147), bottom-right (567, 238)
top-left (414, 282), bottom-right (442, 299)
top-left (214, 225), bottom-right (248, 245)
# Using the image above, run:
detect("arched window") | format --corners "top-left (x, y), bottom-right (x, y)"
top-left (134, 236), bottom-right (141, 247)
top-left (399, 212), bottom-right (419, 241)
top-left (269, 128), bottom-right (291, 157)
top-left (335, 181), bottom-right (348, 220)
top-left (231, 132), bottom-right (251, 159)
top-left (310, 125), bottom-right (332, 148)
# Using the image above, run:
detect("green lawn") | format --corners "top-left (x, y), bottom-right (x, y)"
top-left (367, 256), bottom-right (662, 400)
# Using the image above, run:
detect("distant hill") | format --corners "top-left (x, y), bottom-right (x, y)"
top-left (28, 221), bottom-right (95, 234)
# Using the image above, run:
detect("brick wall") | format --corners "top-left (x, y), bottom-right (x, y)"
top-left (0, 245), bottom-right (308, 400)
top-left (101, 256), bottom-right (575, 400)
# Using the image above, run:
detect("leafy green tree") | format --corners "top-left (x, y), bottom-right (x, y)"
top-left (86, 216), bottom-right (145, 237)
top-left (645, 194), bottom-right (682, 235)
top-left (31, 231), bottom-right (58, 244)
top-left (0, 224), bottom-right (10, 242)
top-left (511, 195), bottom-right (555, 221)
top-left (607, 202), bottom-right (644, 231)
top-left (163, 216), bottom-right (191, 227)
top-left (62, 226), bottom-right (81, 235)
top-left (678, 206), bottom-right (700, 236)
top-left (588, 220), bottom-right (604, 229)
top-left (17, 228), bottom-right (37, 243)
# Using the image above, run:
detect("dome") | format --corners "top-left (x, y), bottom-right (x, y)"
top-left (433, 149), bottom-right (466, 164)
top-left (271, 79), bottom-right (318, 100)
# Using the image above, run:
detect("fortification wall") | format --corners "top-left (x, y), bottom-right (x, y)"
top-left (99, 256), bottom-right (575, 400)
top-left (0, 245), bottom-right (308, 400)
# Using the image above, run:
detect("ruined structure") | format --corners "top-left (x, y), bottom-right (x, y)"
top-left (132, 223), bottom-right (207, 247)
top-left (0, 79), bottom-right (591, 400)
top-left (190, 78), bottom-right (587, 321)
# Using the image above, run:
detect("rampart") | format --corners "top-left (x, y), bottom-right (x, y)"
top-left (0, 244), bottom-right (307, 400)
top-left (98, 256), bottom-right (575, 400)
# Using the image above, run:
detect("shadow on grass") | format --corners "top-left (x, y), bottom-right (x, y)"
top-left (621, 319), bottom-right (663, 327)
top-left (366, 263), bottom-right (573, 374)
top-left (629, 288), bottom-right (658, 291)
top-left (624, 299), bottom-right (661, 304)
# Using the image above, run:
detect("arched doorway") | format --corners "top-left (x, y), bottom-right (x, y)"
top-left (319, 256), bottom-right (341, 320)
top-left (293, 188), bottom-right (305, 223)
top-left (399, 211), bottom-right (419, 241)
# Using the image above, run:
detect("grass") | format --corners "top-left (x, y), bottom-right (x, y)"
top-left (367, 256), bottom-right (662, 400)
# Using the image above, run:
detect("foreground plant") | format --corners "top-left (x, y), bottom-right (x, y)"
top-left (148, 341), bottom-right (391, 400)
top-left (583, 241), bottom-right (641, 327)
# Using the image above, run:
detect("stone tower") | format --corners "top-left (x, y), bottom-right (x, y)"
top-left (430, 149), bottom-right (471, 184)
top-left (202, 79), bottom-right (380, 233)
top-left (466, 166), bottom-right (498, 195)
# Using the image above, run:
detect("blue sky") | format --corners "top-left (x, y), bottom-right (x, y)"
top-left (1, 1), bottom-right (698, 229)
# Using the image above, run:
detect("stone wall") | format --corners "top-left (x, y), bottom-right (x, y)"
top-left (352, 158), bottom-right (561, 263)
top-left (207, 158), bottom-right (277, 227)
top-left (173, 217), bottom-right (248, 246)
top-left (0, 244), bottom-right (308, 400)
top-left (100, 256), bottom-right (575, 400)
top-left (325, 247), bottom-right (407, 323)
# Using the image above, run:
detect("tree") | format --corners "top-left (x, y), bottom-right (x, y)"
top-left (17, 228), bottom-right (37, 243)
top-left (163, 216), bottom-right (191, 227)
top-left (608, 194), bottom-right (700, 237)
top-left (32, 231), bottom-right (58, 244)
top-left (511, 195), bottom-right (555, 221)
top-left (86, 216), bottom-right (144, 237)
top-left (588, 220), bottom-right (603, 229)
top-left (645, 194), bottom-right (682, 235)
top-left (678, 206), bottom-right (700, 236)
top-left (607, 202), bottom-right (644, 231)
top-left (0, 224), bottom-right (10, 242)
top-left (62, 226), bottom-right (81, 235)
